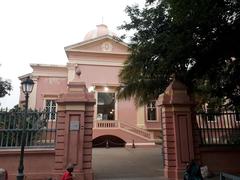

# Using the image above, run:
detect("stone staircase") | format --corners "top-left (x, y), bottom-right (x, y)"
top-left (119, 122), bottom-right (154, 140)
top-left (93, 120), bottom-right (155, 146)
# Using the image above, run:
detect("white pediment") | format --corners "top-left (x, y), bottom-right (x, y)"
top-left (64, 35), bottom-right (130, 55)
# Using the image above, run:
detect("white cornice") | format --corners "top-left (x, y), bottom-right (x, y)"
top-left (66, 49), bottom-right (131, 55)
top-left (32, 74), bottom-right (67, 78)
top-left (68, 60), bottom-right (124, 67)
top-left (30, 63), bottom-right (66, 68)
top-left (92, 83), bottom-right (120, 87)
top-left (18, 73), bottom-right (32, 80)
top-left (29, 63), bottom-right (68, 78)
top-left (18, 73), bottom-right (66, 79)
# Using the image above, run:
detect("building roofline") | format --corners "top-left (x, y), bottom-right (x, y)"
top-left (18, 73), bottom-right (32, 80)
top-left (30, 63), bottom-right (66, 68)
top-left (64, 35), bottom-right (129, 51)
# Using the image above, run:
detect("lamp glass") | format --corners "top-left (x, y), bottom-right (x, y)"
top-left (21, 77), bottom-right (34, 94)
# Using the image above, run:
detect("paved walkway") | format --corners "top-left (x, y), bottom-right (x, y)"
top-left (92, 146), bottom-right (165, 180)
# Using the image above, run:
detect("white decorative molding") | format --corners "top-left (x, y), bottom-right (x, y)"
top-left (68, 60), bottom-right (124, 67)
top-left (101, 42), bottom-right (113, 52)
top-left (64, 35), bottom-right (128, 51)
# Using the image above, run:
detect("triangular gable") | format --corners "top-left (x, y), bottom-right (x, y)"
top-left (64, 35), bottom-right (130, 54)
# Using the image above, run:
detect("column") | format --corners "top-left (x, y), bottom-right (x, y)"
top-left (53, 81), bottom-right (95, 180)
top-left (157, 79), bottom-right (194, 179)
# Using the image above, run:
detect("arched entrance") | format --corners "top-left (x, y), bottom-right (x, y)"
top-left (93, 135), bottom-right (126, 147)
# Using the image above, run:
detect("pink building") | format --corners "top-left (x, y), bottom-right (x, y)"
top-left (19, 24), bottom-right (161, 147)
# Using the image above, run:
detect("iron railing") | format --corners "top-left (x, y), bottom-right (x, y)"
top-left (0, 110), bottom-right (57, 148)
top-left (196, 112), bottom-right (240, 145)
top-left (220, 172), bottom-right (240, 180)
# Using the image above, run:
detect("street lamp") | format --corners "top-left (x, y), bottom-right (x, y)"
top-left (17, 76), bottom-right (34, 180)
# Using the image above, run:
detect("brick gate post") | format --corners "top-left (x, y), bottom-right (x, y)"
top-left (157, 79), bottom-right (194, 179)
top-left (53, 81), bottom-right (95, 180)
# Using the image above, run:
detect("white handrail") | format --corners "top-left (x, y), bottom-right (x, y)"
top-left (94, 120), bottom-right (119, 128)
top-left (93, 120), bottom-right (154, 140)
top-left (119, 122), bottom-right (153, 139)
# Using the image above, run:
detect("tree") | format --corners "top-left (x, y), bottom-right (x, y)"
top-left (118, 0), bottom-right (240, 109)
top-left (0, 77), bottom-right (12, 98)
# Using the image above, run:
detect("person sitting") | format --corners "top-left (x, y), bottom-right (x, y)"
top-left (61, 163), bottom-right (74, 180)
top-left (184, 160), bottom-right (203, 180)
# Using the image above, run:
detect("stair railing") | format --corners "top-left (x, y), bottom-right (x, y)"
top-left (119, 122), bottom-right (154, 139)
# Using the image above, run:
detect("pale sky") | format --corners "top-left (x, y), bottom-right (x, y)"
top-left (0, 0), bottom-right (145, 109)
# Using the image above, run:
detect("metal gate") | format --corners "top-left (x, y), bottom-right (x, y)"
top-left (0, 109), bottom-right (57, 148)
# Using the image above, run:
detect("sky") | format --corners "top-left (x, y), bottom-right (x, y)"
top-left (0, 0), bottom-right (146, 109)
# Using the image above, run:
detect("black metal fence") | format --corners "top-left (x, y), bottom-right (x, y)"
top-left (220, 172), bottom-right (240, 180)
top-left (0, 109), bottom-right (57, 148)
top-left (195, 112), bottom-right (240, 145)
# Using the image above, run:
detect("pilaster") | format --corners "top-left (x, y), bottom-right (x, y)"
top-left (53, 81), bottom-right (95, 180)
top-left (157, 80), bottom-right (194, 179)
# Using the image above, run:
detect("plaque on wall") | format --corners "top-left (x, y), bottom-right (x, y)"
top-left (70, 121), bottom-right (80, 131)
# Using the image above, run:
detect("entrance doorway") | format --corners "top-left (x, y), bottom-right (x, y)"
top-left (93, 135), bottom-right (126, 148)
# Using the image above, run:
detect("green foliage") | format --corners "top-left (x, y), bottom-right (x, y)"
top-left (0, 77), bottom-right (12, 98)
top-left (118, 0), bottom-right (240, 108)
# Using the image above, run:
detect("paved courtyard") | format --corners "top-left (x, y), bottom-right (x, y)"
top-left (92, 146), bottom-right (165, 180)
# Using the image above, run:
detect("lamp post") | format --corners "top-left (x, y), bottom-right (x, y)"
top-left (17, 76), bottom-right (34, 180)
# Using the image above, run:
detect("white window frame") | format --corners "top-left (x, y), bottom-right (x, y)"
top-left (146, 101), bottom-right (159, 122)
top-left (44, 99), bottom-right (57, 121)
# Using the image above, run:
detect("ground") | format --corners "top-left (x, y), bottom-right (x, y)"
top-left (92, 146), bottom-right (166, 180)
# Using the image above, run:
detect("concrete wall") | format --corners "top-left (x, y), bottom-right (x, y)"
top-left (71, 64), bottom-right (121, 88)
top-left (0, 149), bottom-right (54, 180)
top-left (35, 77), bottom-right (68, 110)
top-left (199, 146), bottom-right (240, 174)
top-left (118, 99), bottom-right (137, 125)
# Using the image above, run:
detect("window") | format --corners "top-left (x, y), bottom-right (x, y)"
top-left (97, 92), bottom-right (115, 120)
top-left (45, 100), bottom-right (56, 120)
top-left (147, 101), bottom-right (157, 121)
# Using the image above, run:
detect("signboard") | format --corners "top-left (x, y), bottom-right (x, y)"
top-left (70, 121), bottom-right (80, 131)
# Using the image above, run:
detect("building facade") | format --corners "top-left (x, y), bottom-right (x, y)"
top-left (19, 24), bottom-right (162, 146)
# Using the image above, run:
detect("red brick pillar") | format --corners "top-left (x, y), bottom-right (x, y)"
top-left (53, 82), bottom-right (95, 180)
top-left (157, 80), bottom-right (194, 179)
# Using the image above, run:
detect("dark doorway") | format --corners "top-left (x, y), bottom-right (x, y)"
top-left (93, 135), bottom-right (126, 147)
